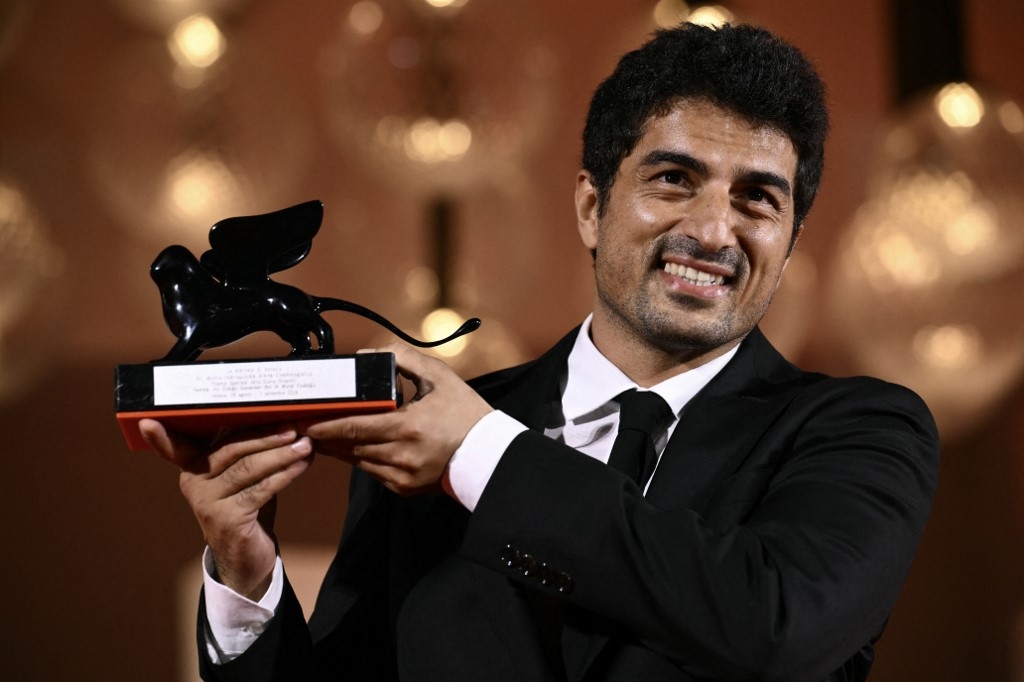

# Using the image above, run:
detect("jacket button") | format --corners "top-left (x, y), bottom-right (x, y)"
top-left (538, 563), bottom-right (554, 586)
top-left (500, 544), bottom-right (520, 568)
top-left (556, 573), bottom-right (574, 595)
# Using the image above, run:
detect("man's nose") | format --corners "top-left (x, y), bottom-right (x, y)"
top-left (678, 188), bottom-right (736, 251)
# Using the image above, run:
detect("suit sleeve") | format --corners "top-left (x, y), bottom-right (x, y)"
top-left (195, 470), bottom-right (398, 682)
top-left (460, 377), bottom-right (939, 681)
top-left (197, 575), bottom-right (314, 681)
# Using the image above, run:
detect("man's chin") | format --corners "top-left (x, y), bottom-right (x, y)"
top-left (640, 313), bottom-right (735, 354)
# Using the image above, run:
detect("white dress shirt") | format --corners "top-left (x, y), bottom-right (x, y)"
top-left (202, 316), bottom-right (738, 662)
top-left (447, 316), bottom-right (737, 508)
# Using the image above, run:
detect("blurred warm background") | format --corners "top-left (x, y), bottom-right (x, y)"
top-left (1, 0), bottom-right (1023, 679)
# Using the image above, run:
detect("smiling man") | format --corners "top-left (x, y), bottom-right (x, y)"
top-left (143, 22), bottom-right (939, 682)
top-left (578, 99), bottom-right (801, 382)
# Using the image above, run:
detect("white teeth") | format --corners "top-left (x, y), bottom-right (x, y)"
top-left (663, 262), bottom-right (725, 286)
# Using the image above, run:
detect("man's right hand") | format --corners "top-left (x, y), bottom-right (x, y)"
top-left (139, 419), bottom-right (314, 601)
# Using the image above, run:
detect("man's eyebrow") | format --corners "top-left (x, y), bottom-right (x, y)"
top-left (638, 150), bottom-right (709, 176)
top-left (639, 149), bottom-right (794, 199)
top-left (638, 151), bottom-right (790, 196)
top-left (738, 170), bottom-right (793, 199)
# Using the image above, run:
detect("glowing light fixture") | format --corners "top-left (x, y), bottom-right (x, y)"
top-left (323, 0), bottom-right (553, 193)
top-left (652, 0), bottom-right (689, 28)
top-left (421, 308), bottom-right (468, 357)
top-left (913, 325), bottom-right (982, 370)
top-left (162, 150), bottom-right (245, 223)
top-left (652, 1), bottom-right (732, 29)
top-left (373, 305), bottom-right (526, 378)
top-left (423, 0), bottom-right (470, 9)
top-left (403, 265), bottom-right (440, 306)
top-left (826, 84), bottom-right (1024, 440)
top-left (168, 14), bottom-right (226, 69)
top-left (0, 179), bottom-right (63, 323)
top-left (105, 0), bottom-right (252, 32)
top-left (935, 82), bottom-right (984, 128)
top-left (687, 5), bottom-right (734, 27)
top-left (0, 175), bottom-right (65, 402)
top-left (88, 31), bottom-right (311, 244)
top-left (348, 1), bottom-right (385, 36)
top-left (999, 101), bottom-right (1024, 134)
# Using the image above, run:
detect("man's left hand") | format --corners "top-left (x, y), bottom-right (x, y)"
top-left (298, 342), bottom-right (493, 496)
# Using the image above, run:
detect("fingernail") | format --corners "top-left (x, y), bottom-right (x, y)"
top-left (292, 437), bottom-right (312, 454)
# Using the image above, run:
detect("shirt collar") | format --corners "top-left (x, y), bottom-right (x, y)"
top-left (563, 315), bottom-right (739, 422)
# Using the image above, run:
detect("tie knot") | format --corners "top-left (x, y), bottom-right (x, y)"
top-left (617, 389), bottom-right (672, 435)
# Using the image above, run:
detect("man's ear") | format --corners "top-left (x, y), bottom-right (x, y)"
top-left (786, 221), bottom-right (804, 258)
top-left (575, 171), bottom-right (600, 250)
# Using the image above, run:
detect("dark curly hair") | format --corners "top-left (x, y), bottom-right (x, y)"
top-left (582, 23), bottom-right (829, 237)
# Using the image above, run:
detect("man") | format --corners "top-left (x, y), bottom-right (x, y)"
top-left (142, 22), bottom-right (939, 681)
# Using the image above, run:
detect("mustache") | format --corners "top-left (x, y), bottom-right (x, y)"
top-left (655, 234), bottom-right (744, 272)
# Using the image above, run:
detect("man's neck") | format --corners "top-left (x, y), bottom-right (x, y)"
top-left (587, 313), bottom-right (744, 388)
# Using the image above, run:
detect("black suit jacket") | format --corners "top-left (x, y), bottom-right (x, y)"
top-left (199, 327), bottom-right (939, 681)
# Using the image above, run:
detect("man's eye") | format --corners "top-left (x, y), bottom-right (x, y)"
top-left (746, 188), bottom-right (776, 206)
top-left (658, 171), bottom-right (684, 185)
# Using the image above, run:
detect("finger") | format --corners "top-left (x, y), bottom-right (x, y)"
top-left (211, 436), bottom-right (314, 499)
top-left (227, 443), bottom-right (314, 513)
top-left (181, 438), bottom-right (312, 520)
top-left (298, 410), bottom-right (403, 444)
top-left (374, 342), bottom-right (444, 396)
top-left (203, 425), bottom-right (302, 478)
top-left (313, 439), bottom-right (402, 467)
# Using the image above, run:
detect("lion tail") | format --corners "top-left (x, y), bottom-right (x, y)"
top-left (313, 297), bottom-right (480, 348)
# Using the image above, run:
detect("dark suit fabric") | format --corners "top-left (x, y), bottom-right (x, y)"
top-left (198, 327), bottom-right (939, 682)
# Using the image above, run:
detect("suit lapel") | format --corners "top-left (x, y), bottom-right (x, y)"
top-left (646, 328), bottom-right (800, 510)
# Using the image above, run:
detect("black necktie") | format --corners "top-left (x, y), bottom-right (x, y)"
top-left (606, 389), bottom-right (673, 488)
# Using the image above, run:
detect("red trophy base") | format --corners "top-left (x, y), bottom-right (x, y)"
top-left (115, 352), bottom-right (398, 451)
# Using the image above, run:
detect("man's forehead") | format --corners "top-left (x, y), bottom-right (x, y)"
top-left (630, 99), bottom-right (798, 175)
top-left (641, 97), bottom-right (793, 145)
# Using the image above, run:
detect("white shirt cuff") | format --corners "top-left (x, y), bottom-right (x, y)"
top-left (201, 547), bottom-right (283, 664)
top-left (446, 410), bottom-right (527, 512)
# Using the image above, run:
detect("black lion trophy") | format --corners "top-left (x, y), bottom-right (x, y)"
top-left (115, 200), bottom-right (480, 451)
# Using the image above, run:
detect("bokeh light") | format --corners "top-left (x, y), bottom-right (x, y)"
top-left (322, 0), bottom-right (554, 194)
top-left (87, 36), bottom-right (311, 245)
top-left (168, 14), bottom-right (227, 69)
top-left (0, 175), bottom-right (66, 402)
top-left (687, 5), bottom-right (734, 27)
top-left (826, 84), bottom-right (1024, 440)
top-left (105, 0), bottom-right (252, 33)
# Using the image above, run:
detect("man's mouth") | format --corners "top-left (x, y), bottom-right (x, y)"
top-left (662, 262), bottom-right (728, 287)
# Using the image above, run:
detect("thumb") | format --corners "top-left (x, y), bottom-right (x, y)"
top-left (377, 342), bottom-right (444, 401)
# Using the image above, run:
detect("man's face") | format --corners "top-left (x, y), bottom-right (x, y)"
top-left (577, 98), bottom-right (799, 363)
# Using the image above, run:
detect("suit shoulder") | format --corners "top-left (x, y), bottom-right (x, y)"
top-left (778, 372), bottom-right (940, 460)
top-left (788, 371), bottom-right (932, 414)
top-left (744, 331), bottom-right (932, 422)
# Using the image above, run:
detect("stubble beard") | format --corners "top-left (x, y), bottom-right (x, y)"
top-left (595, 260), bottom-right (775, 362)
